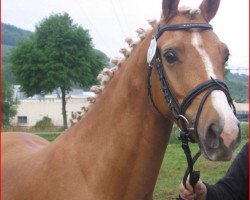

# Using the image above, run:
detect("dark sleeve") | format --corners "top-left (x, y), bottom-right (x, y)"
top-left (205, 142), bottom-right (248, 200)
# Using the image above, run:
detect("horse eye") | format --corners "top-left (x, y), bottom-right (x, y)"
top-left (164, 50), bottom-right (179, 64)
top-left (224, 53), bottom-right (230, 63)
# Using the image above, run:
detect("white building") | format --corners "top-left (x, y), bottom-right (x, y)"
top-left (11, 86), bottom-right (94, 127)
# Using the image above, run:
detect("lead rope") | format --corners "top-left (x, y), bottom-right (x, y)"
top-left (179, 132), bottom-right (201, 189)
top-left (176, 131), bottom-right (201, 200)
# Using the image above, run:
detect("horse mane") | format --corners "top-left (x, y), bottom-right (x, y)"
top-left (70, 6), bottom-right (201, 125)
top-left (178, 6), bottom-right (200, 19)
top-left (70, 19), bottom-right (158, 125)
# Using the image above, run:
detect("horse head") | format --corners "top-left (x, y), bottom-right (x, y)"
top-left (150, 0), bottom-right (241, 161)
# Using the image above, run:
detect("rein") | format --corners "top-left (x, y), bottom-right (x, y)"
top-left (146, 23), bottom-right (236, 199)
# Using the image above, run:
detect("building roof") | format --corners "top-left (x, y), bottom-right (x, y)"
top-left (13, 85), bottom-right (94, 100)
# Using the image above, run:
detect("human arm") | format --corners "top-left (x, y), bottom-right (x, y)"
top-left (179, 142), bottom-right (248, 200)
top-left (205, 142), bottom-right (248, 200)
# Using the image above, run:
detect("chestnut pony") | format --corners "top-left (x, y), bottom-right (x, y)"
top-left (2, 0), bottom-right (241, 199)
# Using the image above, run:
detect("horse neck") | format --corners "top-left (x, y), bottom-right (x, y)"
top-left (66, 29), bottom-right (174, 199)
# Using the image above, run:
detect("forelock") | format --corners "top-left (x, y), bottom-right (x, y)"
top-left (178, 6), bottom-right (201, 19)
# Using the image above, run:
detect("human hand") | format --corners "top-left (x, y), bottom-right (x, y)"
top-left (179, 177), bottom-right (207, 200)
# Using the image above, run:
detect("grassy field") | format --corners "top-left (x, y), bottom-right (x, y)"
top-left (34, 124), bottom-right (248, 200)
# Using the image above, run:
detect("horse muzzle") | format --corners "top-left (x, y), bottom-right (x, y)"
top-left (199, 120), bottom-right (241, 161)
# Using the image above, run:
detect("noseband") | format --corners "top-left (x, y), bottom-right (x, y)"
top-left (146, 23), bottom-right (236, 194)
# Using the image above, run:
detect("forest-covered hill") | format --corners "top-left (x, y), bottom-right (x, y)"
top-left (2, 23), bottom-right (33, 46)
top-left (2, 23), bottom-right (110, 64)
top-left (2, 23), bottom-right (33, 63)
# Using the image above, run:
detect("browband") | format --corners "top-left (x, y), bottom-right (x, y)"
top-left (155, 23), bottom-right (213, 40)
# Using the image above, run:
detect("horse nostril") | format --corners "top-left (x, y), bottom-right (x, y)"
top-left (232, 123), bottom-right (242, 148)
top-left (205, 123), bottom-right (222, 149)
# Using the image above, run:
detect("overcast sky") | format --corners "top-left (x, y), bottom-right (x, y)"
top-left (2, 0), bottom-right (249, 74)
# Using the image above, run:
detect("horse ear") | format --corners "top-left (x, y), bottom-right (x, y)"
top-left (199, 0), bottom-right (221, 22)
top-left (162, 0), bottom-right (180, 21)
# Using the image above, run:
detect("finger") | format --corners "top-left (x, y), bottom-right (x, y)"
top-left (194, 180), bottom-right (203, 190)
top-left (194, 180), bottom-right (207, 195)
top-left (180, 192), bottom-right (196, 200)
top-left (185, 175), bottom-right (194, 191)
top-left (180, 182), bottom-right (192, 193)
top-left (180, 182), bottom-right (195, 199)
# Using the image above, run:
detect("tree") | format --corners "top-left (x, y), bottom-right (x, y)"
top-left (2, 76), bottom-right (17, 126)
top-left (11, 13), bottom-right (105, 128)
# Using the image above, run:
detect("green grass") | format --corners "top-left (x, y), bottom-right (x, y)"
top-left (35, 123), bottom-right (248, 200)
top-left (36, 132), bottom-right (61, 141)
top-left (241, 123), bottom-right (249, 140)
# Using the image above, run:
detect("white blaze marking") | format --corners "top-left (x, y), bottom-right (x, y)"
top-left (191, 32), bottom-right (238, 143)
top-left (191, 32), bottom-right (216, 78)
top-left (211, 91), bottom-right (238, 133)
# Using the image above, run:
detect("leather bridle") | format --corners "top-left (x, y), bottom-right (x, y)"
top-left (146, 23), bottom-right (237, 193)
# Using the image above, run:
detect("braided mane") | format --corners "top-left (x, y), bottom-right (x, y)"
top-left (70, 19), bottom-right (158, 125)
top-left (70, 6), bottom-right (200, 125)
